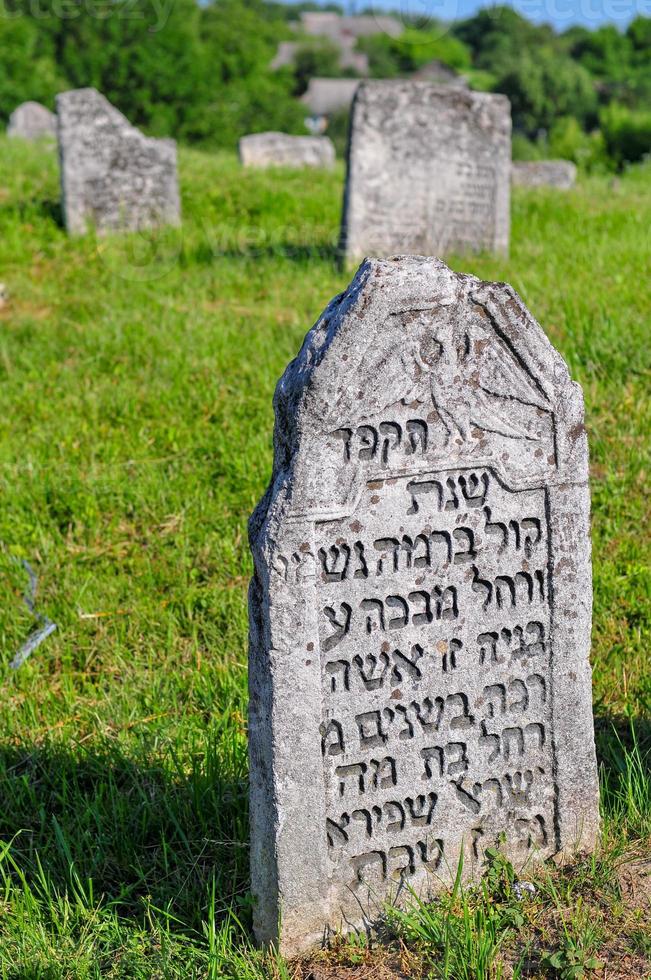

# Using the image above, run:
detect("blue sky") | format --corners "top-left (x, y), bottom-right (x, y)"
top-left (339, 0), bottom-right (650, 29)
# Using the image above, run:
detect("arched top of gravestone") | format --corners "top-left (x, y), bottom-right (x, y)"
top-left (254, 255), bottom-right (587, 534)
top-left (7, 102), bottom-right (57, 140)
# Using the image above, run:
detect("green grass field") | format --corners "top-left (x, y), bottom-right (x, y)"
top-left (0, 138), bottom-right (649, 978)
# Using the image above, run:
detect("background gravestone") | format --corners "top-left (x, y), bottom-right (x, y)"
top-left (512, 161), bottom-right (577, 190)
top-left (239, 132), bottom-right (335, 169)
top-left (249, 255), bottom-right (599, 955)
top-left (7, 102), bottom-right (56, 140)
top-left (56, 88), bottom-right (181, 236)
top-left (340, 83), bottom-right (511, 265)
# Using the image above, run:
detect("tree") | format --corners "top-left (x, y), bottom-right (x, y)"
top-left (568, 25), bottom-right (633, 81)
top-left (496, 49), bottom-right (597, 137)
top-left (0, 17), bottom-right (64, 122)
top-left (600, 102), bottom-right (651, 167)
top-left (292, 39), bottom-right (344, 96)
top-left (360, 29), bottom-right (471, 78)
top-left (453, 6), bottom-right (554, 72)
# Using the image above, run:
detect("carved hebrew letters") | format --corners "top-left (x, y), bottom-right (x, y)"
top-left (315, 464), bottom-right (557, 898)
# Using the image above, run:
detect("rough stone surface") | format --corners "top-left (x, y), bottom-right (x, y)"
top-left (340, 83), bottom-right (511, 264)
top-left (239, 132), bottom-right (335, 169)
top-left (249, 255), bottom-right (599, 955)
top-left (7, 102), bottom-right (56, 140)
top-left (56, 88), bottom-right (181, 236)
top-left (512, 161), bottom-right (577, 189)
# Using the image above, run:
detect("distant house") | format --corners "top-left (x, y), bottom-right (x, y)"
top-left (271, 12), bottom-right (403, 77)
top-left (299, 12), bottom-right (402, 40)
top-left (301, 78), bottom-right (361, 117)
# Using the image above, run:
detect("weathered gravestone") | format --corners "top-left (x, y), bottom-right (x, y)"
top-left (512, 161), bottom-right (577, 190)
top-left (249, 255), bottom-right (599, 954)
top-left (56, 88), bottom-right (181, 236)
top-left (239, 132), bottom-right (335, 169)
top-left (340, 83), bottom-right (511, 265)
top-left (7, 102), bottom-right (57, 140)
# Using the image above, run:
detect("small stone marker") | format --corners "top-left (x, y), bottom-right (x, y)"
top-left (56, 88), bottom-right (181, 236)
top-left (249, 255), bottom-right (599, 954)
top-left (512, 161), bottom-right (577, 190)
top-left (340, 82), bottom-right (511, 264)
top-left (7, 102), bottom-right (57, 140)
top-left (239, 132), bottom-right (335, 169)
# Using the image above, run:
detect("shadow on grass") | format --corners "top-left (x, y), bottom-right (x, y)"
top-left (185, 239), bottom-right (341, 266)
top-left (0, 710), bottom-right (647, 941)
top-left (0, 197), bottom-right (64, 229)
top-left (0, 739), bottom-right (250, 935)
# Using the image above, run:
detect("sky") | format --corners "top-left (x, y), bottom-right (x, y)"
top-left (339, 0), bottom-right (650, 29)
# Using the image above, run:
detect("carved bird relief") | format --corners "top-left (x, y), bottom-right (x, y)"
top-left (345, 307), bottom-right (550, 447)
top-left (427, 311), bottom-right (551, 444)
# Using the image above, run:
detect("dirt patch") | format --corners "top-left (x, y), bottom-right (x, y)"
top-left (300, 966), bottom-right (408, 980)
top-left (617, 854), bottom-right (651, 912)
top-left (296, 947), bottom-right (418, 980)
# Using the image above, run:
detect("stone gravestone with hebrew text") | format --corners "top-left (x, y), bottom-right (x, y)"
top-left (56, 88), bottom-right (181, 236)
top-left (249, 256), bottom-right (599, 955)
top-left (340, 82), bottom-right (511, 265)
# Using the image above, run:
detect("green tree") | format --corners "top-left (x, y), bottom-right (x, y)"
top-left (0, 17), bottom-right (64, 122)
top-left (600, 102), bottom-right (651, 167)
top-left (198, 0), bottom-right (305, 144)
top-left (453, 6), bottom-right (555, 72)
top-left (292, 38), bottom-right (344, 96)
top-left (568, 25), bottom-right (633, 81)
top-left (496, 49), bottom-right (597, 137)
top-left (627, 15), bottom-right (651, 59)
top-left (360, 29), bottom-right (471, 79)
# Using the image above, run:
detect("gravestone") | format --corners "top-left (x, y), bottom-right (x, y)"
top-left (7, 102), bottom-right (57, 140)
top-left (56, 88), bottom-right (181, 236)
top-left (249, 255), bottom-right (599, 955)
top-left (512, 161), bottom-right (577, 190)
top-left (301, 78), bottom-right (360, 117)
top-left (340, 83), bottom-right (511, 265)
top-left (239, 132), bottom-right (335, 169)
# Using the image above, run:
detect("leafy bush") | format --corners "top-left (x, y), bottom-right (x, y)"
top-left (0, 17), bottom-right (64, 121)
top-left (496, 48), bottom-right (597, 138)
top-left (359, 28), bottom-right (471, 79)
top-left (292, 38), bottom-right (345, 96)
top-left (548, 116), bottom-right (612, 173)
top-left (600, 102), bottom-right (651, 167)
top-left (453, 6), bottom-right (555, 71)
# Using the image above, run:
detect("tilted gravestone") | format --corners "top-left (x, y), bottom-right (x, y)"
top-left (512, 161), bottom-right (577, 190)
top-left (239, 132), bottom-right (335, 170)
top-left (7, 102), bottom-right (57, 140)
top-left (340, 83), bottom-right (511, 265)
top-left (56, 88), bottom-right (181, 236)
top-left (249, 255), bottom-right (599, 954)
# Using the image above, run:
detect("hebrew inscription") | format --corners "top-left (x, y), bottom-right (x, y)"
top-left (249, 256), bottom-right (599, 955)
top-left (316, 466), bottom-right (556, 890)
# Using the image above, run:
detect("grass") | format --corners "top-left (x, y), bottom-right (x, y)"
top-left (0, 138), bottom-right (649, 977)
